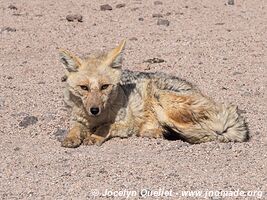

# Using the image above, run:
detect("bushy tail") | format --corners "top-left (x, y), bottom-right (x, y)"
top-left (210, 104), bottom-right (249, 142)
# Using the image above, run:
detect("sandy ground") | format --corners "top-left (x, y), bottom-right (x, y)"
top-left (0, 0), bottom-right (266, 199)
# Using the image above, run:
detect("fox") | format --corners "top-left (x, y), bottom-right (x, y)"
top-left (59, 40), bottom-right (248, 148)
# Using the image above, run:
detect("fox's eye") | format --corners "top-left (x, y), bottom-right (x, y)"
top-left (101, 84), bottom-right (109, 90)
top-left (80, 85), bottom-right (89, 91)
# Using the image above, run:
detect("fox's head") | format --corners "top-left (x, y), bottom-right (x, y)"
top-left (59, 40), bottom-right (126, 117)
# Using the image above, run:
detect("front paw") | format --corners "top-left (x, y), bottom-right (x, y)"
top-left (61, 137), bottom-right (82, 148)
top-left (83, 134), bottom-right (106, 146)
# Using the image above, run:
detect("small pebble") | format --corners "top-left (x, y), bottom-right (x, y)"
top-left (154, 1), bottom-right (163, 5)
top-left (157, 19), bottom-right (170, 26)
top-left (116, 3), bottom-right (126, 8)
top-left (144, 58), bottom-right (165, 64)
top-left (8, 5), bottom-right (18, 10)
top-left (54, 128), bottom-right (68, 142)
top-left (100, 4), bottom-right (113, 11)
top-left (19, 116), bottom-right (38, 128)
top-left (152, 13), bottom-right (163, 18)
top-left (129, 37), bottom-right (138, 41)
top-left (61, 75), bottom-right (68, 82)
top-left (0, 27), bottom-right (16, 33)
top-left (228, 0), bottom-right (235, 5)
top-left (66, 14), bottom-right (83, 22)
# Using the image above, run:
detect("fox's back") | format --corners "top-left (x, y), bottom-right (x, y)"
top-left (120, 69), bottom-right (196, 95)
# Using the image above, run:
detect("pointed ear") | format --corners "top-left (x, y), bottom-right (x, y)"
top-left (106, 40), bottom-right (126, 68)
top-left (59, 49), bottom-right (82, 72)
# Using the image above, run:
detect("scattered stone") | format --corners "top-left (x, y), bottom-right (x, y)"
top-left (14, 147), bottom-right (20, 151)
top-left (100, 4), bottom-right (113, 11)
top-left (152, 13), bottom-right (163, 18)
top-left (116, 3), bottom-right (126, 8)
top-left (8, 5), bottom-right (18, 10)
top-left (157, 19), bottom-right (170, 26)
top-left (131, 7), bottom-right (139, 11)
top-left (54, 128), bottom-right (68, 142)
top-left (228, 0), bottom-right (235, 5)
top-left (19, 116), bottom-right (38, 128)
top-left (66, 14), bottom-right (83, 22)
top-left (37, 81), bottom-right (45, 84)
top-left (215, 22), bottom-right (225, 25)
top-left (99, 168), bottom-right (108, 174)
top-left (61, 75), bottom-right (68, 82)
top-left (0, 97), bottom-right (5, 108)
top-left (138, 17), bottom-right (144, 21)
top-left (154, 1), bottom-right (163, 5)
top-left (129, 37), bottom-right (138, 41)
top-left (61, 172), bottom-right (71, 177)
top-left (165, 12), bottom-right (172, 16)
top-left (12, 13), bottom-right (23, 16)
top-left (233, 71), bottom-right (242, 75)
top-left (0, 27), bottom-right (16, 33)
top-left (144, 58), bottom-right (165, 64)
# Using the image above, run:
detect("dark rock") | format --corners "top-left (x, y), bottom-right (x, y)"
top-left (157, 19), bottom-right (170, 26)
top-left (0, 97), bottom-right (5, 108)
top-left (131, 7), bottom-right (139, 11)
top-left (228, 0), bottom-right (235, 5)
top-left (144, 58), bottom-right (165, 64)
top-left (215, 22), bottom-right (225, 25)
top-left (165, 12), bottom-right (172, 16)
top-left (138, 17), bottom-right (144, 21)
top-left (233, 71), bottom-right (242, 75)
top-left (129, 37), bottom-right (138, 41)
top-left (8, 5), bottom-right (18, 10)
top-left (12, 13), bottom-right (23, 16)
top-left (37, 81), bottom-right (45, 84)
top-left (154, 1), bottom-right (163, 5)
top-left (152, 13), bottom-right (163, 18)
top-left (1, 27), bottom-right (16, 33)
top-left (61, 75), bottom-right (68, 82)
top-left (100, 4), bottom-right (113, 11)
top-left (66, 14), bottom-right (83, 22)
top-left (19, 116), bottom-right (38, 128)
top-left (7, 76), bottom-right (13, 79)
top-left (14, 147), bottom-right (20, 151)
top-left (116, 3), bottom-right (126, 8)
top-left (54, 128), bottom-right (68, 142)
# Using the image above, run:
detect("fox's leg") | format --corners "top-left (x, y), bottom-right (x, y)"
top-left (61, 122), bottom-right (90, 148)
top-left (91, 122), bottom-right (134, 146)
top-left (83, 124), bottom-right (110, 146)
top-left (139, 119), bottom-right (163, 139)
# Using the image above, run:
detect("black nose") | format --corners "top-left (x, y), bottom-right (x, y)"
top-left (90, 107), bottom-right (100, 115)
